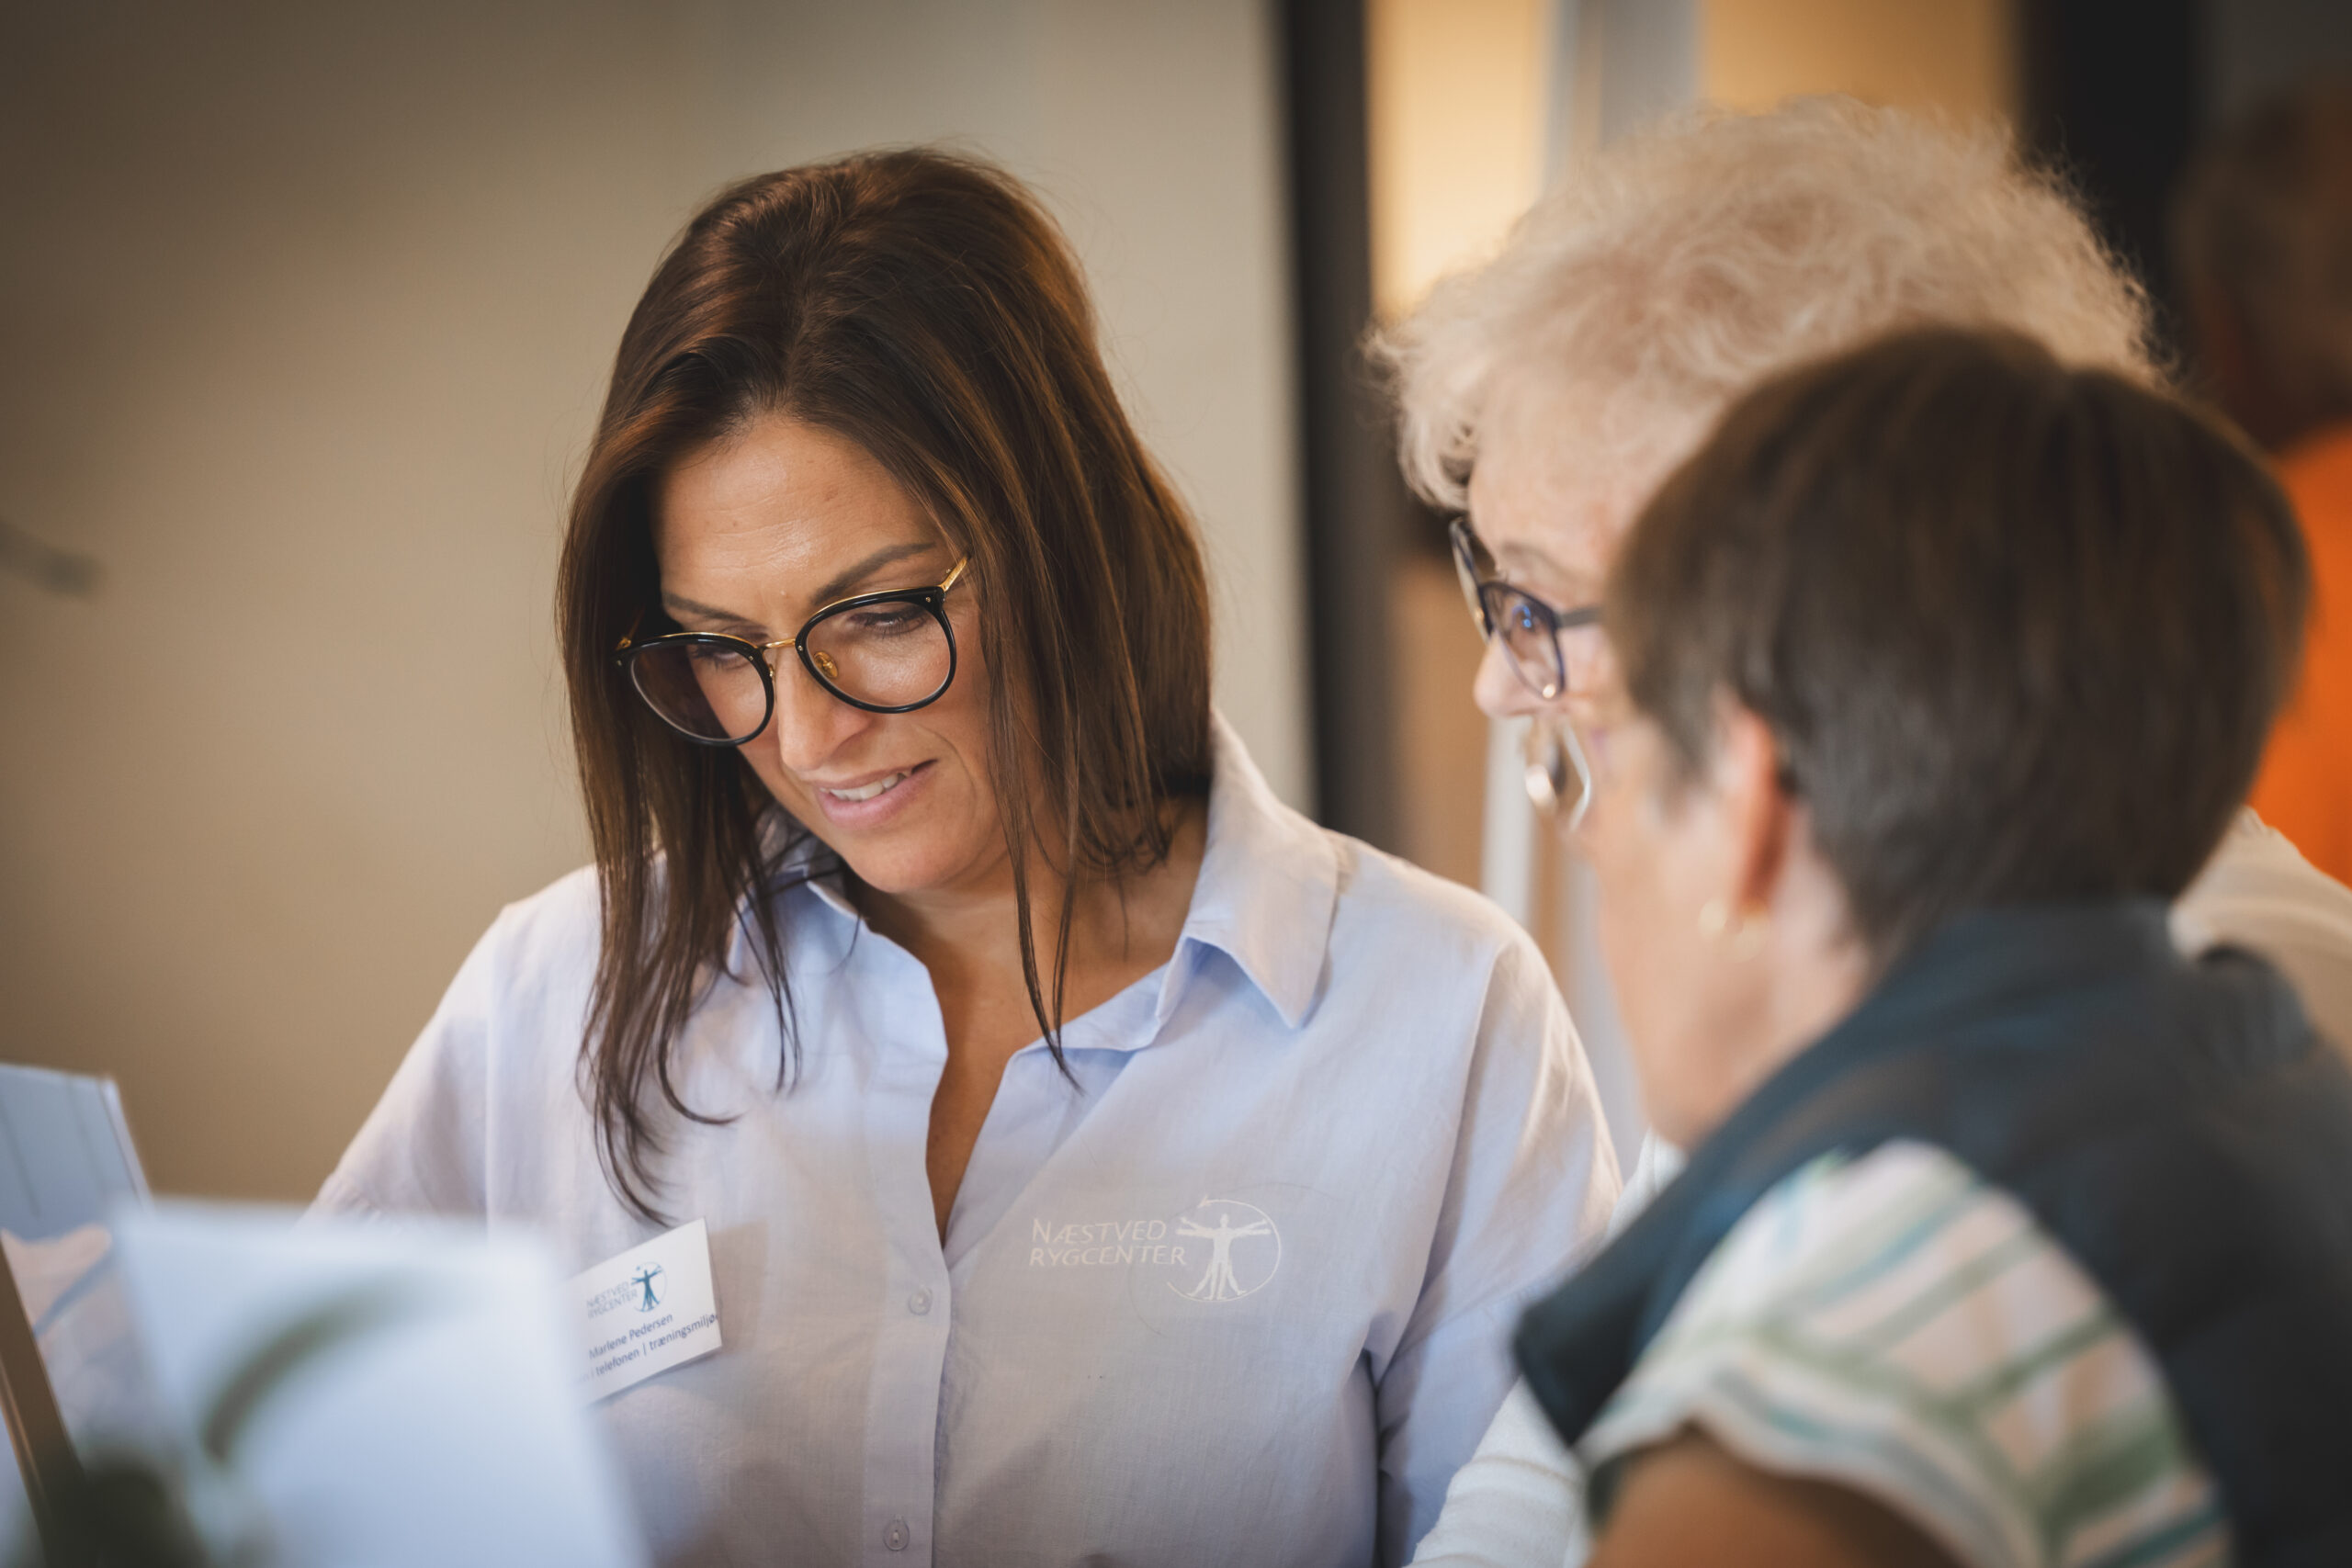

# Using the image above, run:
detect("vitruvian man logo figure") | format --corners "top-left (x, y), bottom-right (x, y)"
top-left (1170, 1200), bottom-right (1281, 1303)
top-left (632, 1264), bottom-right (664, 1312)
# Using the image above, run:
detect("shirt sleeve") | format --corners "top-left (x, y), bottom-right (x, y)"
top-left (1578, 1142), bottom-right (2225, 1568)
top-left (1406, 1380), bottom-right (1589, 1568)
top-left (1608, 1135), bottom-right (1686, 1236)
top-left (1399, 1135), bottom-right (1690, 1568)
top-left (311, 906), bottom-right (510, 1221)
top-left (1375, 931), bottom-right (1622, 1565)
top-left (2173, 808), bottom-right (2352, 1061)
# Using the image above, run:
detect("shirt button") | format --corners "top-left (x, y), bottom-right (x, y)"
top-left (884, 1519), bottom-right (910, 1551)
top-left (907, 1288), bottom-right (933, 1316)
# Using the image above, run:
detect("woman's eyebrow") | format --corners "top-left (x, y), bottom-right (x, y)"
top-left (659, 542), bottom-right (942, 630)
top-left (661, 592), bottom-right (762, 628)
top-left (1494, 540), bottom-right (1601, 603)
top-left (805, 540), bottom-right (936, 607)
top-left (1488, 534), bottom-right (1559, 572)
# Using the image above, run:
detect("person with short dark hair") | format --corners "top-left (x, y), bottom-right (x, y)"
top-left (2176, 73), bottom-right (2352, 887)
top-left (316, 149), bottom-right (1619, 1564)
top-left (1391, 102), bottom-right (2352, 1566)
top-left (1515, 325), bottom-right (2352, 1566)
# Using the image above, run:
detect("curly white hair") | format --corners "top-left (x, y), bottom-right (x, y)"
top-left (1374, 96), bottom-right (2157, 509)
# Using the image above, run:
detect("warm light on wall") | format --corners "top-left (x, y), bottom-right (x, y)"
top-left (1366, 0), bottom-right (1552, 321)
top-left (1702, 0), bottom-right (2014, 120)
top-left (1367, 0), bottom-right (2011, 330)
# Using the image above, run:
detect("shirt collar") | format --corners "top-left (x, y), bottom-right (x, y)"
top-left (714, 820), bottom-right (853, 976)
top-left (782, 834), bottom-right (859, 924)
top-left (1153, 711), bottom-right (1339, 1032)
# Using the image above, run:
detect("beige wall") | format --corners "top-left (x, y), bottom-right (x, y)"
top-left (0, 0), bottom-right (1302, 1201)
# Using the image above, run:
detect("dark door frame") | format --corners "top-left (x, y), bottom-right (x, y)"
top-left (1279, 0), bottom-right (1413, 850)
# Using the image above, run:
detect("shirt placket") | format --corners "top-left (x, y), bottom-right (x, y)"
top-left (857, 941), bottom-right (955, 1566)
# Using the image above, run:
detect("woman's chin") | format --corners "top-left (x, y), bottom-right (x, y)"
top-left (827, 829), bottom-right (1001, 902)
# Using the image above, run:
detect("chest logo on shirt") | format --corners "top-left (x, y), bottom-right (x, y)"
top-left (1027, 1197), bottom-right (1283, 1303)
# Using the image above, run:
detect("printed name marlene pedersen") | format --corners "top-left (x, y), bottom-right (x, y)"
top-left (590, 1311), bottom-right (719, 1375)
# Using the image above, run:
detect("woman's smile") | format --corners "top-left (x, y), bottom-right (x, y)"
top-left (805, 757), bottom-right (934, 826)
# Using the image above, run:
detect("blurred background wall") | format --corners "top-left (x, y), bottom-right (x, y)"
top-left (0, 0), bottom-right (1303, 1200)
top-left (6, 0), bottom-right (2352, 1202)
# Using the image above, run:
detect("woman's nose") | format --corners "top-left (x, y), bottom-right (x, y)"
top-left (764, 656), bottom-right (872, 773)
top-left (1473, 638), bottom-right (1554, 720)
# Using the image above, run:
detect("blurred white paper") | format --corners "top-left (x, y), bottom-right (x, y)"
top-left (112, 1202), bottom-right (647, 1568)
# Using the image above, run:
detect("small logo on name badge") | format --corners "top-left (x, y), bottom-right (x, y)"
top-left (1169, 1198), bottom-right (1281, 1303)
top-left (631, 1264), bottom-right (664, 1312)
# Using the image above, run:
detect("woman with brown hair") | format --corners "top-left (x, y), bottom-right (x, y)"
top-left (315, 150), bottom-right (1617, 1565)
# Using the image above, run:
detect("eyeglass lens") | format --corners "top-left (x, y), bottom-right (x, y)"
top-left (629, 640), bottom-right (771, 743)
top-left (1479, 583), bottom-right (1567, 701)
top-left (800, 598), bottom-right (953, 709)
top-left (1452, 520), bottom-right (1580, 701)
top-left (629, 595), bottom-right (954, 743)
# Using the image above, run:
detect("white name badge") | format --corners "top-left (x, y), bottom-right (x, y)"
top-left (567, 1218), bottom-right (722, 1401)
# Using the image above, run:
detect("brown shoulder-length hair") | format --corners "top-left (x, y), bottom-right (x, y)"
top-left (559, 150), bottom-right (1213, 1220)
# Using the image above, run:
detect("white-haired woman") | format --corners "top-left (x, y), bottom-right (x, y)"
top-left (1383, 98), bottom-right (2352, 1565)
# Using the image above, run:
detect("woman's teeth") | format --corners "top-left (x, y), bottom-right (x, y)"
top-left (825, 771), bottom-right (910, 804)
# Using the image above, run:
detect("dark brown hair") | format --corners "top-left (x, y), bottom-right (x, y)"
top-left (558, 150), bottom-right (1213, 1219)
top-left (1610, 326), bottom-right (2309, 963)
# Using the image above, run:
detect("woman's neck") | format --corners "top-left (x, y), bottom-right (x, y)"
top-left (851, 797), bottom-right (1210, 1018)
top-left (1673, 854), bottom-right (1875, 1148)
top-left (854, 796), bottom-right (1211, 1240)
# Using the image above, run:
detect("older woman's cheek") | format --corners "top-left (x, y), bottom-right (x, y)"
top-left (1591, 803), bottom-right (1693, 1139)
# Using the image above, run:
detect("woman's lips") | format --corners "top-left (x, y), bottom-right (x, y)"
top-left (808, 759), bottom-right (933, 828)
top-left (824, 771), bottom-right (909, 804)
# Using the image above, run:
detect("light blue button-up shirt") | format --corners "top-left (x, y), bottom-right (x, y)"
top-left (321, 717), bottom-right (1620, 1566)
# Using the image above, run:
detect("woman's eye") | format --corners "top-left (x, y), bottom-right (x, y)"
top-left (843, 604), bottom-right (925, 636)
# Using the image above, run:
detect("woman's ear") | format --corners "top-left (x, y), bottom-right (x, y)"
top-left (1709, 698), bottom-right (1795, 922)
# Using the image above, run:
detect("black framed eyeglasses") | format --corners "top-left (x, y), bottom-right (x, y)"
top-left (613, 557), bottom-right (970, 746)
top-left (1447, 517), bottom-right (1602, 703)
